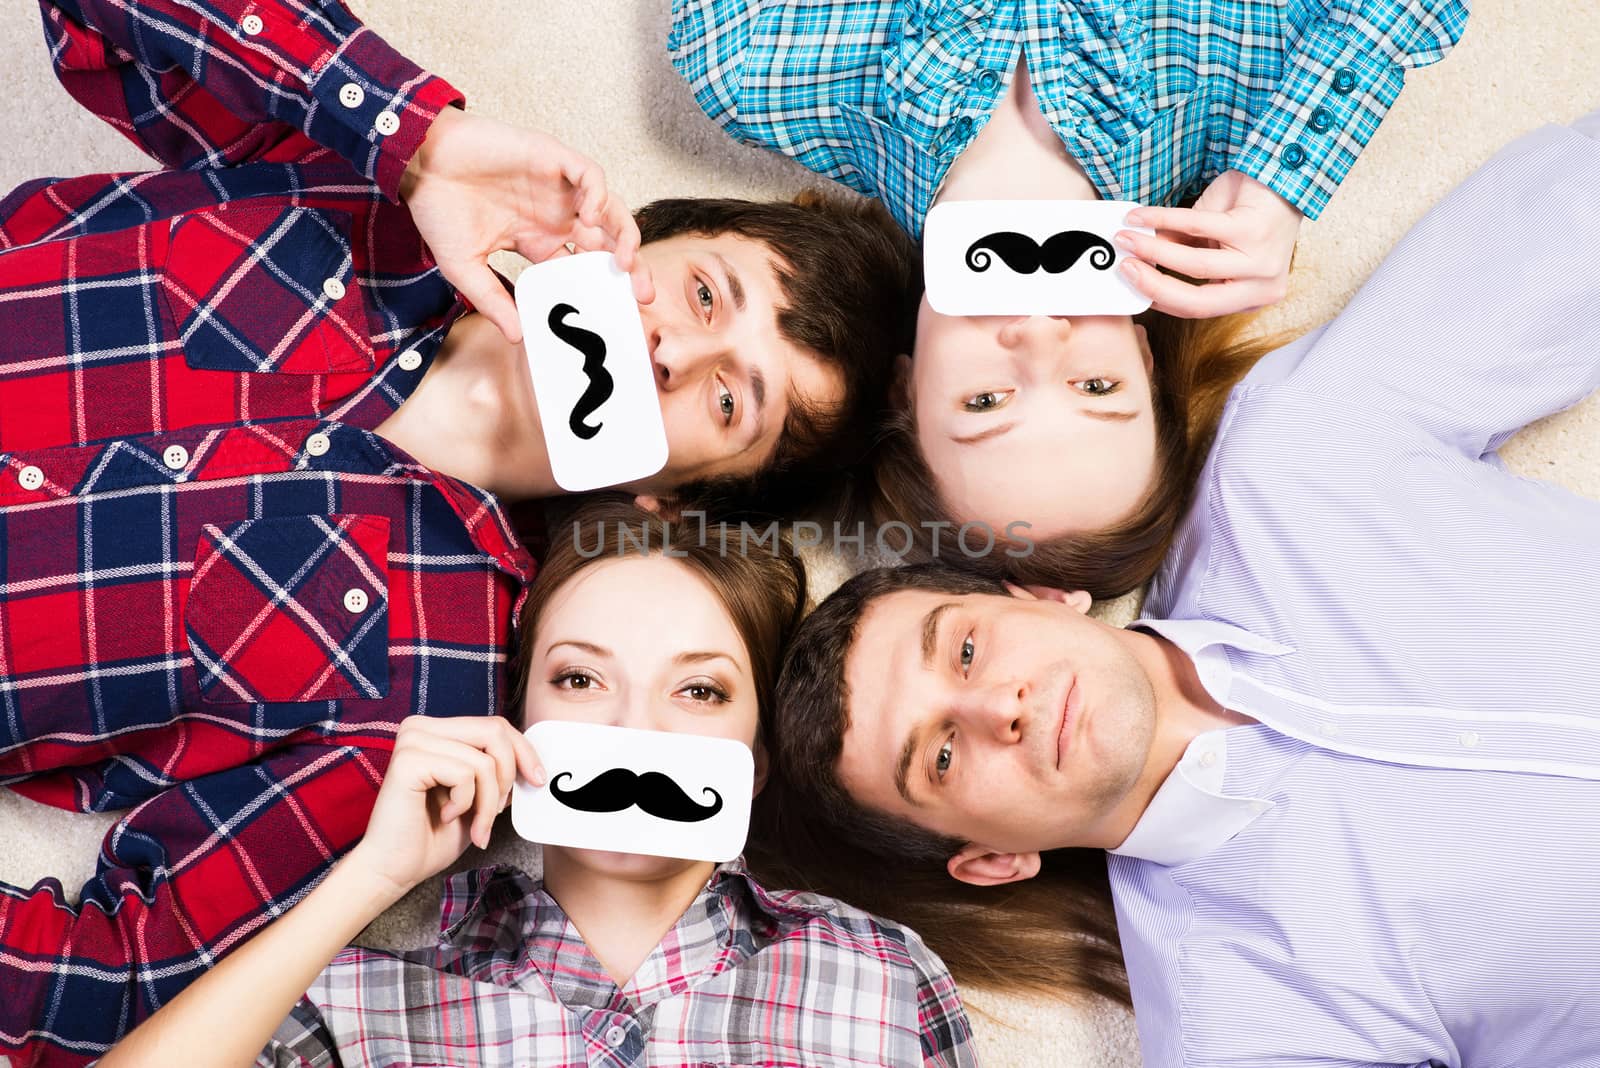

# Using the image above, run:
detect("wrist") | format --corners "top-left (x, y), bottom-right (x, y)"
top-left (322, 848), bottom-right (417, 922)
top-left (400, 104), bottom-right (464, 202)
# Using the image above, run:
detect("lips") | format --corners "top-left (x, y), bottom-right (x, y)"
top-left (1055, 677), bottom-right (1080, 769)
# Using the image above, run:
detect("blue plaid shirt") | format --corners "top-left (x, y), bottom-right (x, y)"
top-left (668, 0), bottom-right (1470, 236)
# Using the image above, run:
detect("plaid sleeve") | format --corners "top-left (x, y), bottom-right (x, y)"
top-left (0, 743), bottom-right (385, 1066)
top-left (903, 929), bottom-right (979, 1068)
top-left (36, 0), bottom-right (463, 199)
top-left (666, 0), bottom-right (758, 142)
top-left (255, 998), bottom-right (342, 1068)
top-left (1229, 0), bottom-right (1470, 220)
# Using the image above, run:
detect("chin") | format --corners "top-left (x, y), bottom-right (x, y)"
top-left (560, 845), bottom-right (700, 881)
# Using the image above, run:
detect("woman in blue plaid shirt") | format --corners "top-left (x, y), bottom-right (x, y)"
top-left (670, 0), bottom-right (1469, 597)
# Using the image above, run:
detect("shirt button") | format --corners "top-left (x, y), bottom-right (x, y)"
top-left (955, 115), bottom-right (974, 135)
top-left (1309, 107), bottom-right (1334, 133)
top-left (17, 465), bottom-right (44, 491)
top-left (1282, 143), bottom-right (1307, 168)
top-left (322, 277), bottom-right (347, 301)
top-left (339, 82), bottom-right (365, 109)
top-left (240, 13), bottom-right (264, 35)
top-left (1318, 722), bottom-right (1341, 738)
top-left (604, 1025), bottom-right (626, 1047)
top-left (1198, 751), bottom-right (1217, 768)
top-left (1332, 68), bottom-right (1358, 94)
top-left (977, 69), bottom-right (1000, 91)
top-left (342, 588), bottom-right (369, 614)
top-left (374, 110), bottom-right (401, 136)
top-left (1248, 801), bottom-right (1269, 815)
top-left (397, 349), bottom-right (423, 371)
top-left (162, 444), bottom-right (190, 470)
top-left (1459, 730), bottom-right (1481, 748)
top-left (305, 432), bottom-right (331, 457)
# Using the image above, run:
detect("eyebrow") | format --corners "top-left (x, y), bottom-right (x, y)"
top-left (1083, 408), bottom-right (1139, 422)
top-left (895, 601), bottom-right (958, 805)
top-left (545, 639), bottom-right (610, 658)
top-left (673, 651), bottom-right (740, 669)
top-left (921, 602), bottom-right (956, 667)
top-left (714, 253), bottom-right (746, 313)
top-left (951, 422), bottom-right (1015, 447)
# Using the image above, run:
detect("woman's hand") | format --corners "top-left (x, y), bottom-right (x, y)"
top-left (399, 107), bottom-right (656, 344)
top-left (346, 715), bottom-right (546, 898)
top-left (1114, 170), bottom-right (1303, 318)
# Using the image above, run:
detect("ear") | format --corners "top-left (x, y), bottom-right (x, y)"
top-left (632, 494), bottom-right (682, 520)
top-left (1002, 581), bottom-right (1092, 614)
top-left (891, 352), bottom-right (914, 409)
top-left (750, 738), bottom-right (770, 798)
top-left (1134, 323), bottom-right (1153, 375)
top-left (946, 843), bottom-right (1042, 887)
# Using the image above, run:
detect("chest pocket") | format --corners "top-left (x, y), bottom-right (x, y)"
top-left (186, 513), bottom-right (391, 704)
top-left (161, 203), bottom-right (376, 375)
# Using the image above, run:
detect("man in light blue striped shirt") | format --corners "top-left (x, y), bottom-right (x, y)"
top-left (773, 107), bottom-right (1600, 1065)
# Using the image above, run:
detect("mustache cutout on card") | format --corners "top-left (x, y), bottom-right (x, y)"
top-left (511, 720), bottom-right (755, 862)
top-left (965, 230), bottom-right (1116, 275)
top-left (545, 303), bottom-right (614, 441)
top-left (924, 200), bottom-right (1153, 317)
top-left (548, 768), bottom-right (724, 823)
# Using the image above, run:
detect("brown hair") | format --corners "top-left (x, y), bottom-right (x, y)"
top-left (869, 311), bottom-right (1281, 599)
top-left (635, 193), bottom-right (920, 517)
top-left (751, 563), bottom-right (1130, 1005)
top-left (508, 497), bottom-right (807, 730)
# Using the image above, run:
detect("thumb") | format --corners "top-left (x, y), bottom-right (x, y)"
top-left (449, 261), bottom-right (524, 345)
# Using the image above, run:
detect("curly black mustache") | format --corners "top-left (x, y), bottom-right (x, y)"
top-left (546, 302), bottom-right (614, 441)
top-left (964, 229), bottom-right (1116, 274)
top-left (548, 768), bottom-right (724, 823)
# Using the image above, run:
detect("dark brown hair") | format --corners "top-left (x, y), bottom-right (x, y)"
top-left (869, 311), bottom-right (1281, 599)
top-left (749, 563), bottom-right (1130, 1005)
top-left (508, 497), bottom-right (807, 730)
top-left (635, 193), bottom-right (920, 517)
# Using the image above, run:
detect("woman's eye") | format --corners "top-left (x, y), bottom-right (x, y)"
top-left (1076, 377), bottom-right (1118, 396)
top-left (552, 670), bottom-right (598, 691)
top-left (717, 381), bottom-right (736, 425)
top-left (679, 680), bottom-right (730, 703)
top-left (962, 390), bottom-right (1012, 412)
top-left (959, 634), bottom-right (975, 674)
top-left (696, 282), bottom-right (714, 317)
top-left (935, 737), bottom-right (953, 780)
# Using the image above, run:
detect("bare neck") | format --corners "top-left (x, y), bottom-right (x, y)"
top-left (936, 56), bottom-right (1100, 205)
top-left (541, 848), bottom-right (719, 989)
top-left (373, 313), bottom-right (559, 502)
top-left (1093, 629), bottom-right (1254, 849)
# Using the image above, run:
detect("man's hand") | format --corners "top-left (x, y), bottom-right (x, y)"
top-left (400, 108), bottom-right (656, 343)
top-left (347, 715), bottom-right (546, 898)
top-left (1114, 170), bottom-right (1303, 318)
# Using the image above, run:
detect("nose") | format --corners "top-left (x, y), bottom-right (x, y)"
top-left (961, 679), bottom-right (1028, 744)
top-left (995, 315), bottom-right (1071, 352)
top-left (613, 688), bottom-right (659, 733)
top-left (647, 328), bottom-right (719, 392)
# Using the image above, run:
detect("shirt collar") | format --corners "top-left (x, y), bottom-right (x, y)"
top-left (1109, 728), bottom-right (1277, 866)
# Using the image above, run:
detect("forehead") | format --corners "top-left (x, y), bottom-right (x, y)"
top-left (538, 555), bottom-right (745, 657)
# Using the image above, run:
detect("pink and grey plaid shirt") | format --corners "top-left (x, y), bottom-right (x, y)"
top-left (259, 860), bottom-right (978, 1068)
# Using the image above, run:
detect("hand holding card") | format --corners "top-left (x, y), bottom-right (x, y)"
top-left (511, 721), bottom-right (755, 863)
top-left (515, 252), bottom-right (668, 492)
top-left (923, 200), bottom-right (1154, 316)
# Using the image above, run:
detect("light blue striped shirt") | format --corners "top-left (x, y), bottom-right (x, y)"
top-left (1108, 111), bottom-right (1600, 1066)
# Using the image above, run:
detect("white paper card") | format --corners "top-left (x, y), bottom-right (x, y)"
top-left (515, 252), bottom-right (668, 492)
top-left (923, 200), bottom-right (1154, 316)
top-left (511, 720), bottom-right (755, 863)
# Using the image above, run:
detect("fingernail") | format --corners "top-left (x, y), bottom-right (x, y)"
top-left (531, 769), bottom-right (547, 788)
top-left (1124, 211), bottom-right (1145, 227)
top-left (1120, 260), bottom-right (1141, 277)
top-left (1113, 233), bottom-right (1134, 252)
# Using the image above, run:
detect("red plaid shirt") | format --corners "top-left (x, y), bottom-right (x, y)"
top-left (0, 4), bottom-right (533, 1066)
top-left (262, 861), bottom-right (978, 1067)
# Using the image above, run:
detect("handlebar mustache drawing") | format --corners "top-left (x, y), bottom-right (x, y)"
top-left (547, 303), bottom-right (614, 441)
top-left (548, 768), bottom-right (725, 823)
top-left (965, 230), bottom-right (1117, 274)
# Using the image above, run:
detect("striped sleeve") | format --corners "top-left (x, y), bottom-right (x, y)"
top-left (1231, 0), bottom-right (1470, 219)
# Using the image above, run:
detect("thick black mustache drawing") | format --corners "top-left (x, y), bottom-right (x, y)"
top-left (547, 303), bottom-right (614, 441)
top-left (965, 230), bottom-right (1116, 274)
top-left (549, 768), bottom-right (724, 823)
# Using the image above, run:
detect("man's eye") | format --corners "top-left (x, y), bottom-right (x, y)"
top-left (1076, 378), bottom-right (1118, 396)
top-left (962, 390), bottom-right (1012, 412)
top-left (959, 634), bottom-right (975, 674)
top-left (696, 282), bottom-right (714, 317)
top-left (717, 381), bottom-right (736, 425)
top-left (935, 737), bottom-right (953, 780)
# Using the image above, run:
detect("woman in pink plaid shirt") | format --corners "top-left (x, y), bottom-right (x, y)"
top-left (98, 499), bottom-right (978, 1068)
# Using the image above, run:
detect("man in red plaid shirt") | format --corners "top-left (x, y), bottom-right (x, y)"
top-left (0, 2), bottom-right (917, 1064)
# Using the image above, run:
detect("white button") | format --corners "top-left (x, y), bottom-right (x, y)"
top-left (1248, 801), bottom-right (1269, 815)
top-left (1459, 730), bottom-right (1481, 748)
top-left (305, 432), bottom-right (331, 456)
top-left (343, 588), bottom-right (369, 614)
top-left (373, 110), bottom-right (401, 136)
top-left (322, 277), bottom-right (346, 301)
top-left (162, 444), bottom-right (190, 470)
top-left (17, 465), bottom-right (44, 491)
top-left (604, 1025), bottom-right (626, 1048)
top-left (338, 82), bottom-right (365, 109)
top-left (240, 13), bottom-right (264, 35)
top-left (397, 349), bottom-right (423, 371)
top-left (1197, 751), bottom-right (1217, 769)
top-left (1318, 722), bottom-right (1341, 738)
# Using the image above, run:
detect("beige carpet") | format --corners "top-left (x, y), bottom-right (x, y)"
top-left (2, 2), bottom-right (1597, 1064)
